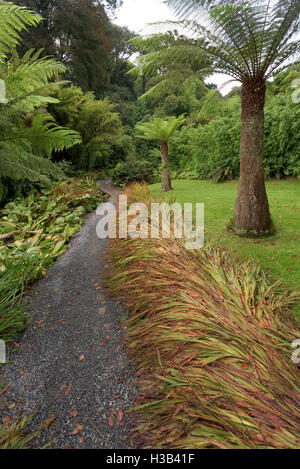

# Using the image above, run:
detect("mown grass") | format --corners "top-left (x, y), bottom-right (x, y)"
top-left (150, 179), bottom-right (300, 304)
top-left (108, 183), bottom-right (300, 449)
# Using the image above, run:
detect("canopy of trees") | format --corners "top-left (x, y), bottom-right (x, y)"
top-left (0, 0), bottom-right (299, 239)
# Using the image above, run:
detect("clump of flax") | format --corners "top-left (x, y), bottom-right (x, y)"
top-left (108, 183), bottom-right (300, 449)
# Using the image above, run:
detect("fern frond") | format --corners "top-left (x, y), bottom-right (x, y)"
top-left (151, 1), bottom-right (300, 82)
top-left (0, 144), bottom-right (64, 182)
top-left (130, 30), bottom-right (212, 96)
top-left (0, 1), bottom-right (41, 60)
top-left (26, 113), bottom-right (82, 157)
top-left (2, 49), bottom-right (66, 113)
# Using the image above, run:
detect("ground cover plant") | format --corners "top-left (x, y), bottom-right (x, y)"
top-left (0, 178), bottom-right (108, 342)
top-left (108, 183), bottom-right (300, 449)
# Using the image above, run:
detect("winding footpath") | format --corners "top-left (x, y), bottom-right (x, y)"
top-left (0, 180), bottom-right (136, 449)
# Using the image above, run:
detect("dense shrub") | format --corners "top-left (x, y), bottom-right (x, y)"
top-left (264, 95), bottom-right (300, 178)
top-left (169, 94), bottom-right (300, 181)
top-left (110, 159), bottom-right (156, 186)
top-left (169, 114), bottom-right (241, 181)
top-left (158, 95), bottom-right (189, 117)
top-left (48, 86), bottom-right (127, 170)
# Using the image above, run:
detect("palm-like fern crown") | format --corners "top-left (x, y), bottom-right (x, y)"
top-left (165, 0), bottom-right (300, 81)
top-left (135, 115), bottom-right (185, 142)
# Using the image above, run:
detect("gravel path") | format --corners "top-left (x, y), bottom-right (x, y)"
top-left (0, 180), bottom-right (136, 449)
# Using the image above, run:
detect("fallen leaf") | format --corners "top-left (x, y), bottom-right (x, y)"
top-left (44, 416), bottom-right (56, 428)
top-left (108, 416), bottom-right (114, 427)
top-left (71, 424), bottom-right (83, 435)
top-left (65, 383), bottom-right (72, 396)
top-left (118, 409), bottom-right (124, 423)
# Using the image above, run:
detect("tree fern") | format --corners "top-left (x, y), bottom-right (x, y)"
top-left (165, 1), bottom-right (300, 80)
top-left (136, 115), bottom-right (185, 192)
top-left (0, 2), bottom-right (82, 183)
top-left (141, 0), bottom-right (300, 234)
top-left (135, 115), bottom-right (185, 142)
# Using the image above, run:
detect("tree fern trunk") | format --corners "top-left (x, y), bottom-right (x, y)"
top-left (234, 78), bottom-right (272, 236)
top-left (161, 140), bottom-right (172, 192)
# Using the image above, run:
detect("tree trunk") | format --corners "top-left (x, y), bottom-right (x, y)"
top-left (234, 78), bottom-right (272, 236)
top-left (160, 140), bottom-right (173, 192)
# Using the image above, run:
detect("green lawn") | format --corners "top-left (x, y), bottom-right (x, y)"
top-left (150, 179), bottom-right (300, 297)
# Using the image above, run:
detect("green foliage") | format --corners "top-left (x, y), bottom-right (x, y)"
top-left (26, 113), bottom-right (82, 157)
top-left (0, 393), bottom-right (37, 449)
top-left (108, 24), bottom-right (137, 88)
top-left (166, 1), bottom-right (300, 81)
top-left (0, 2), bottom-right (82, 187)
top-left (169, 81), bottom-right (300, 182)
top-left (264, 95), bottom-right (300, 178)
top-left (130, 31), bottom-right (212, 99)
top-left (110, 159), bottom-right (156, 186)
top-left (54, 159), bottom-right (76, 176)
top-left (0, 177), bottom-right (108, 341)
top-left (135, 115), bottom-right (185, 143)
top-left (2, 48), bottom-right (66, 113)
top-left (48, 86), bottom-right (126, 170)
top-left (130, 0), bottom-right (300, 192)
top-left (14, 0), bottom-right (112, 93)
top-left (169, 114), bottom-right (240, 181)
top-left (0, 1), bottom-right (40, 59)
